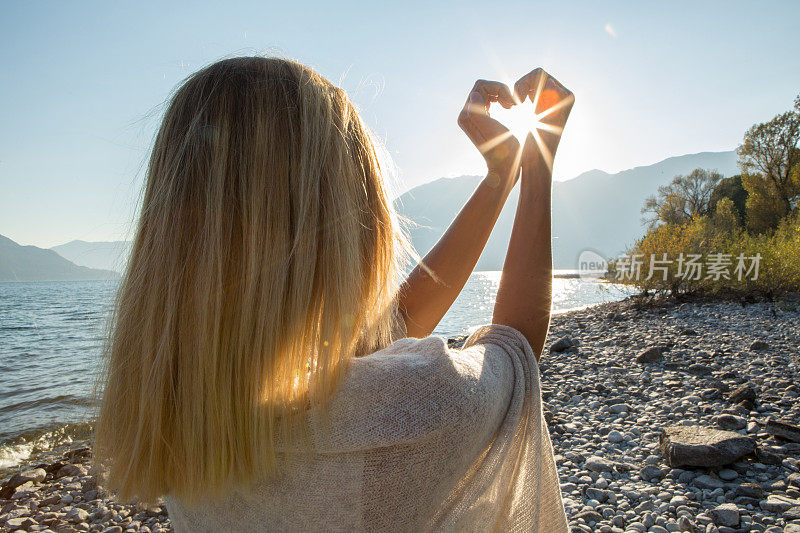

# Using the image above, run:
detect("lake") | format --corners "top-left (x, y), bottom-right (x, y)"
top-left (0, 273), bottom-right (630, 470)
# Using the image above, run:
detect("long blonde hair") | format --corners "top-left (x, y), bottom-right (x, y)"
top-left (94, 56), bottom-right (403, 504)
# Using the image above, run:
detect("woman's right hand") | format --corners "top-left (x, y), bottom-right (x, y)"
top-left (513, 68), bottom-right (575, 180)
top-left (457, 80), bottom-right (521, 189)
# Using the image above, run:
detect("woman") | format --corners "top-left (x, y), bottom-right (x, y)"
top-left (94, 56), bottom-right (574, 532)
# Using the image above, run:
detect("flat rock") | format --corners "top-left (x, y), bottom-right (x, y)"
top-left (659, 426), bottom-right (755, 467)
top-left (765, 418), bottom-right (800, 443)
top-left (759, 494), bottom-right (800, 513)
top-left (584, 456), bottom-right (613, 472)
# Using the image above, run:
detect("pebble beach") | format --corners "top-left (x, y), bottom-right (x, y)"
top-left (2, 295), bottom-right (799, 532)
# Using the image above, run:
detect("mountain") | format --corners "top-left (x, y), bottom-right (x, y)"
top-left (50, 240), bottom-right (132, 274)
top-left (0, 234), bottom-right (119, 282)
top-left (395, 150), bottom-right (739, 270)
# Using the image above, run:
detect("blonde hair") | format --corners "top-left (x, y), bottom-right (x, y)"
top-left (93, 56), bottom-right (403, 504)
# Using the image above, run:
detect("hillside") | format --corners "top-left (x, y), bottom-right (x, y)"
top-left (395, 151), bottom-right (739, 269)
top-left (0, 234), bottom-right (119, 282)
top-left (50, 240), bottom-right (131, 274)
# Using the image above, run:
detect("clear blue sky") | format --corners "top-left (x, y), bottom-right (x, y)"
top-left (1, 1), bottom-right (798, 248)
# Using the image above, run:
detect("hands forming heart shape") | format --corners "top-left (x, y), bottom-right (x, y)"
top-left (458, 68), bottom-right (575, 189)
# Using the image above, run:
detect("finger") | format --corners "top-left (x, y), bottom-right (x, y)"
top-left (459, 90), bottom-right (510, 146)
top-left (536, 76), bottom-right (575, 124)
top-left (513, 68), bottom-right (545, 105)
top-left (473, 79), bottom-right (515, 109)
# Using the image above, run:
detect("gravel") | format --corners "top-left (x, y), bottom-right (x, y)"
top-left (2, 295), bottom-right (799, 532)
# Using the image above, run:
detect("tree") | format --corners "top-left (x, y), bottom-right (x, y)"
top-left (642, 168), bottom-right (723, 227)
top-left (742, 172), bottom-right (788, 232)
top-left (737, 94), bottom-right (800, 230)
top-left (712, 197), bottom-right (740, 234)
top-left (709, 175), bottom-right (748, 222)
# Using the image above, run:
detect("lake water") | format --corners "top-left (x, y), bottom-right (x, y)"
top-left (0, 273), bottom-right (631, 470)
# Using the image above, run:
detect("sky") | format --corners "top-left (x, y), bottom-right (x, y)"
top-left (1, 1), bottom-right (799, 248)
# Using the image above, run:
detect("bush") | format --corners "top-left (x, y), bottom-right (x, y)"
top-left (612, 210), bottom-right (800, 297)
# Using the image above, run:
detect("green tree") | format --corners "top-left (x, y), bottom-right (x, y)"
top-left (737, 93), bottom-right (800, 231)
top-left (642, 168), bottom-right (723, 227)
top-left (709, 175), bottom-right (748, 221)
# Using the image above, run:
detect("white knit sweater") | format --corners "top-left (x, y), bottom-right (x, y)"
top-left (164, 324), bottom-right (568, 532)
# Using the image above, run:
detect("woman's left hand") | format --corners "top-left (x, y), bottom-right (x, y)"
top-left (457, 80), bottom-right (521, 189)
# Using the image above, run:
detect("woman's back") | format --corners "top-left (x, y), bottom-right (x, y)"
top-left (165, 326), bottom-right (566, 532)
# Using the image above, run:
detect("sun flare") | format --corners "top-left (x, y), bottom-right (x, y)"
top-left (490, 100), bottom-right (545, 142)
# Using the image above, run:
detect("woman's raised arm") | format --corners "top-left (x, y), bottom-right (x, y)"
top-left (492, 69), bottom-right (575, 358)
top-left (397, 80), bottom-right (522, 338)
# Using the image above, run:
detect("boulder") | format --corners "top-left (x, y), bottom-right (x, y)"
top-left (659, 426), bottom-right (755, 467)
top-left (765, 418), bottom-right (800, 443)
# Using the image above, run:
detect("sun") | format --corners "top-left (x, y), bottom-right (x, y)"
top-left (485, 87), bottom-right (570, 171)
top-left (490, 99), bottom-right (544, 142)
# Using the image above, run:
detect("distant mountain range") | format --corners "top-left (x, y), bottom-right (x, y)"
top-left (395, 150), bottom-right (739, 270)
top-left (0, 234), bottom-right (118, 282)
top-left (5, 150), bottom-right (739, 280)
top-left (50, 240), bottom-right (132, 274)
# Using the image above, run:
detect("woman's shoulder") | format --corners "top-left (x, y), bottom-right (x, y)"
top-left (314, 329), bottom-right (521, 451)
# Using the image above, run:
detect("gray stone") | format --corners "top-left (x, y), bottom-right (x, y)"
top-left (694, 474), bottom-right (725, 490)
top-left (759, 494), bottom-right (800, 513)
top-left (609, 403), bottom-right (630, 414)
top-left (717, 469), bottom-right (738, 481)
top-left (728, 385), bottom-right (757, 406)
top-left (713, 414), bottom-right (747, 431)
top-left (5, 468), bottom-right (46, 488)
top-left (585, 456), bottom-right (614, 473)
top-left (688, 364), bottom-right (712, 375)
top-left (608, 430), bottom-right (624, 443)
top-left (708, 503), bottom-right (739, 527)
top-left (56, 463), bottom-right (86, 478)
top-left (765, 418), bottom-right (800, 443)
top-left (735, 483), bottom-right (764, 498)
top-left (550, 336), bottom-right (575, 353)
top-left (659, 426), bottom-right (755, 467)
top-left (749, 340), bottom-right (769, 350)
top-left (637, 346), bottom-right (667, 363)
top-left (573, 509), bottom-right (603, 522)
top-left (784, 505), bottom-right (800, 520)
top-left (641, 465), bottom-right (667, 482)
top-left (677, 516), bottom-right (695, 532)
top-left (68, 507), bottom-right (90, 522)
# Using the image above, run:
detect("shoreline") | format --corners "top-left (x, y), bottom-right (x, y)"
top-left (2, 294), bottom-right (800, 532)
